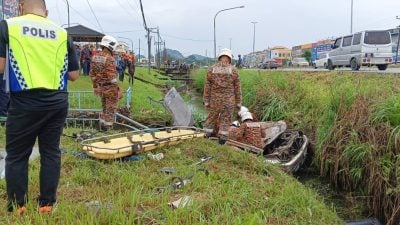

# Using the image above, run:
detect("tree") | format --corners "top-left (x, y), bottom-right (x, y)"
top-left (302, 50), bottom-right (312, 63)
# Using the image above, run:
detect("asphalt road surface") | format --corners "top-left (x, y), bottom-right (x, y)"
top-left (250, 67), bottom-right (400, 75)
top-left (261, 67), bottom-right (400, 74)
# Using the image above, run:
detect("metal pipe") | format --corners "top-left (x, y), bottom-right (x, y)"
top-left (115, 113), bottom-right (149, 130)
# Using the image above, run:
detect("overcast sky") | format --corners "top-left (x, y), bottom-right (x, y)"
top-left (46, 0), bottom-right (400, 57)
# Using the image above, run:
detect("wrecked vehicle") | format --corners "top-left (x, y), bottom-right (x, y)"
top-left (219, 121), bottom-right (309, 173)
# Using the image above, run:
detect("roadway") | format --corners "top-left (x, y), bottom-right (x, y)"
top-left (247, 67), bottom-right (400, 74)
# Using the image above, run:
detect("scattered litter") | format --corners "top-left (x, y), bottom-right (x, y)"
top-left (123, 155), bottom-right (145, 161)
top-left (147, 153), bottom-right (164, 161)
top-left (168, 196), bottom-right (193, 209)
top-left (164, 88), bottom-right (194, 126)
top-left (86, 200), bottom-right (113, 215)
top-left (194, 156), bottom-right (212, 165)
top-left (159, 167), bottom-right (176, 174)
top-left (156, 168), bottom-right (209, 194)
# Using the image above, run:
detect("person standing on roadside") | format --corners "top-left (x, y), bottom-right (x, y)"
top-left (203, 48), bottom-right (242, 144)
top-left (81, 45), bottom-right (91, 76)
top-left (90, 35), bottom-right (120, 130)
top-left (0, 0), bottom-right (79, 215)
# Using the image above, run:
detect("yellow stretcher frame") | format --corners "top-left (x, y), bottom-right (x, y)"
top-left (80, 127), bottom-right (205, 160)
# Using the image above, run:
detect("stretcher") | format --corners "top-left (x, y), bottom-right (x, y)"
top-left (80, 127), bottom-right (205, 160)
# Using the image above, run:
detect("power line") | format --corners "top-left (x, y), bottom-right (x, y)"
top-left (106, 29), bottom-right (144, 34)
top-left (55, 0), bottom-right (63, 25)
top-left (64, 1), bottom-right (99, 29)
top-left (161, 33), bottom-right (213, 42)
top-left (139, 0), bottom-right (148, 30)
top-left (123, 0), bottom-right (143, 21)
top-left (115, 0), bottom-right (141, 24)
top-left (85, 0), bottom-right (104, 32)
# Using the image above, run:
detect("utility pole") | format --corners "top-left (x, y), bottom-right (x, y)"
top-left (396, 16), bottom-right (400, 64)
top-left (138, 39), bottom-right (141, 64)
top-left (251, 21), bottom-right (258, 68)
top-left (147, 29), bottom-right (151, 73)
top-left (163, 41), bottom-right (167, 67)
top-left (229, 38), bottom-right (232, 50)
top-left (206, 49), bottom-right (209, 66)
top-left (350, 0), bottom-right (353, 34)
top-left (157, 27), bottom-right (161, 69)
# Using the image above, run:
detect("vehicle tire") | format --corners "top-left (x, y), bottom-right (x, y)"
top-left (323, 63), bottom-right (327, 69)
top-left (350, 58), bottom-right (360, 71)
top-left (327, 60), bottom-right (334, 71)
top-left (377, 64), bottom-right (388, 71)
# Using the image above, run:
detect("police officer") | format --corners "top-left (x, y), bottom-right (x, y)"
top-left (203, 48), bottom-right (242, 143)
top-left (0, 0), bottom-right (79, 214)
top-left (90, 35), bottom-right (120, 130)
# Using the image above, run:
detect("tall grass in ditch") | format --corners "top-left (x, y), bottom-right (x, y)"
top-left (193, 69), bottom-right (400, 224)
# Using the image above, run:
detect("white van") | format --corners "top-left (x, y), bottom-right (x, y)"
top-left (328, 30), bottom-right (393, 71)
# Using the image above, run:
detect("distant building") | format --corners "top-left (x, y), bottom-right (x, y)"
top-left (269, 46), bottom-right (291, 66)
top-left (388, 28), bottom-right (400, 62)
top-left (1, 0), bottom-right (19, 19)
top-left (311, 40), bottom-right (332, 62)
top-left (292, 40), bottom-right (332, 62)
top-left (243, 50), bottom-right (268, 67)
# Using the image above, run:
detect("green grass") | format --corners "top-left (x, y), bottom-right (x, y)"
top-left (0, 136), bottom-right (343, 224)
top-left (193, 69), bottom-right (400, 224)
top-left (0, 69), bottom-right (344, 224)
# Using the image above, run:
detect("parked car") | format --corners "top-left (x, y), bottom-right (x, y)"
top-left (291, 57), bottom-right (309, 67)
top-left (260, 60), bottom-right (278, 69)
top-left (328, 30), bottom-right (393, 71)
top-left (314, 52), bottom-right (329, 69)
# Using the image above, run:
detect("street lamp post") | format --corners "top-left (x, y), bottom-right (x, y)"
top-left (396, 16), bottom-right (400, 64)
top-left (118, 36), bottom-right (134, 52)
top-left (350, 0), bottom-right (353, 34)
top-left (214, 6), bottom-right (245, 60)
top-left (65, 0), bottom-right (70, 28)
top-left (251, 21), bottom-right (258, 68)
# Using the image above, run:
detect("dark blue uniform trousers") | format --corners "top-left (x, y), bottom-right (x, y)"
top-left (5, 106), bottom-right (67, 211)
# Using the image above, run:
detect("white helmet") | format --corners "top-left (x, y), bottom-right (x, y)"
top-left (238, 106), bottom-right (249, 117)
top-left (241, 111), bottom-right (253, 122)
top-left (218, 48), bottom-right (233, 63)
top-left (100, 35), bottom-right (118, 51)
top-left (231, 121), bottom-right (240, 127)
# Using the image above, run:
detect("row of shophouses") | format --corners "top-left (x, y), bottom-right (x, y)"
top-left (244, 28), bottom-right (400, 67)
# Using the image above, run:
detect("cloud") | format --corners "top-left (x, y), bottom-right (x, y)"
top-left (47, 0), bottom-right (400, 56)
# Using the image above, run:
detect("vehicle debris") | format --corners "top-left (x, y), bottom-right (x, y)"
top-left (168, 196), bottom-right (193, 209)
